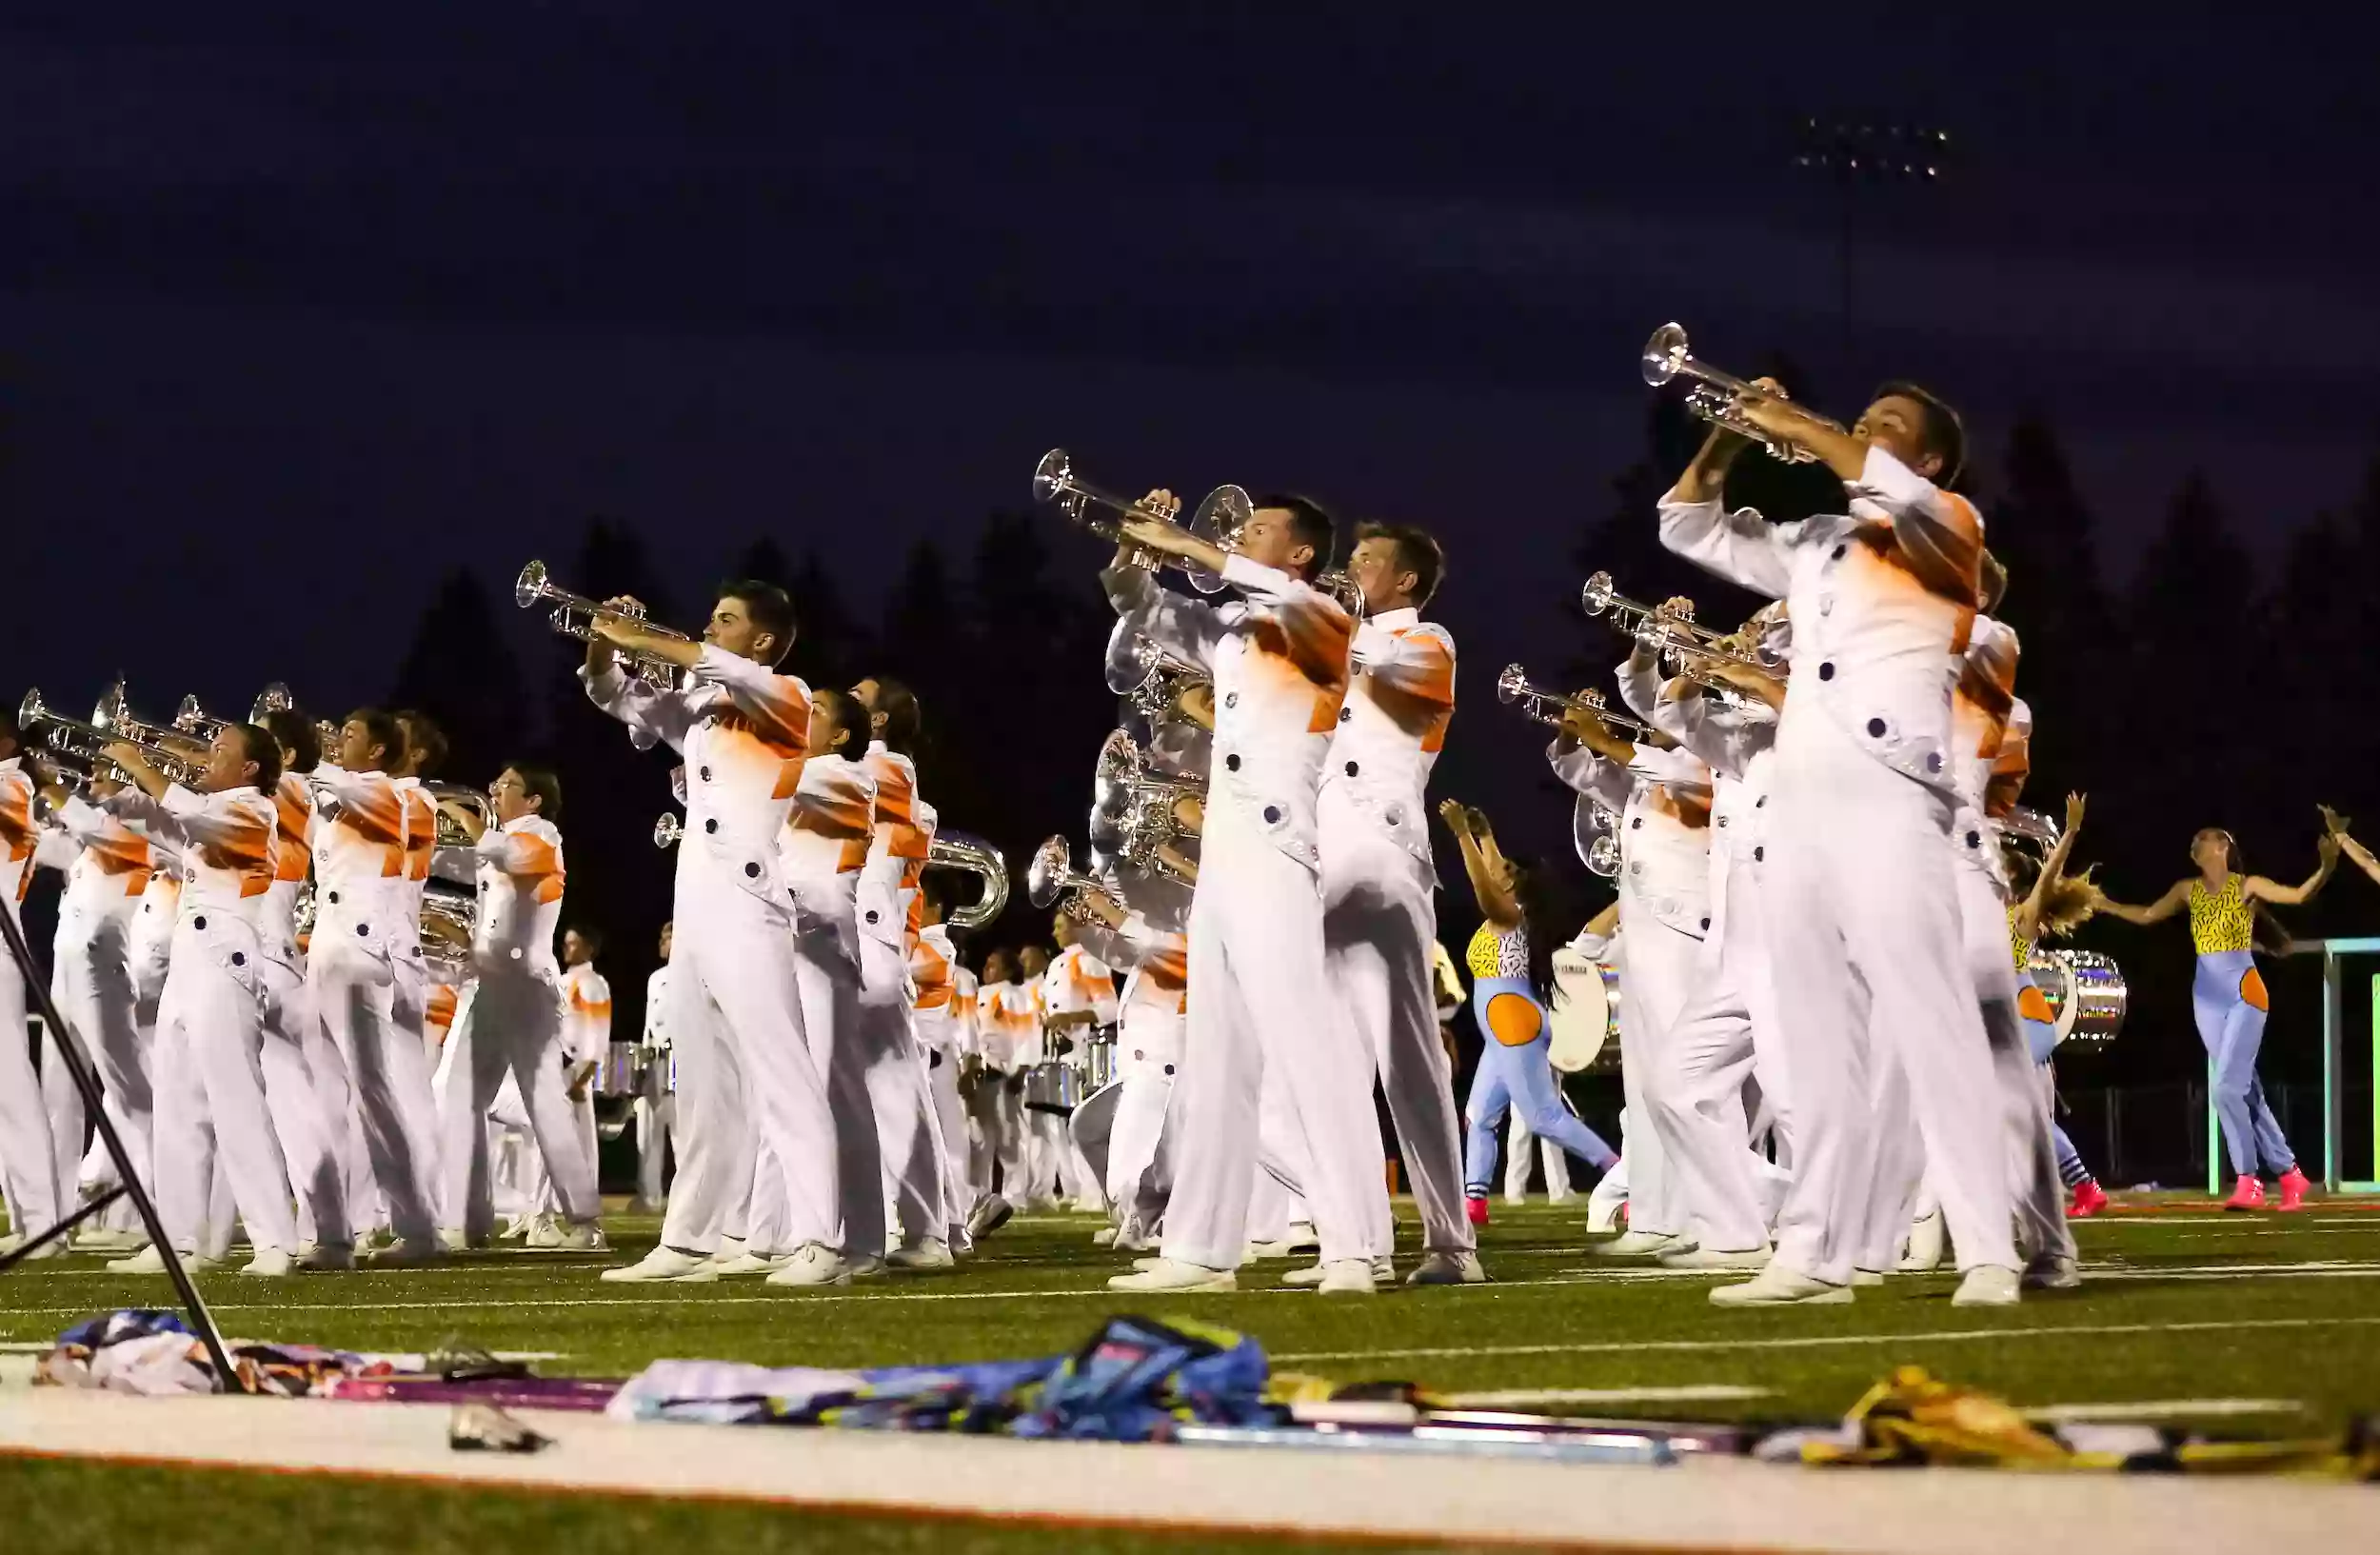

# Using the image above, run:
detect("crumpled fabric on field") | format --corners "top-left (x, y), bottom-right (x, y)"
top-left (38, 1309), bottom-right (407, 1399)
top-left (607, 1313), bottom-right (1277, 1440)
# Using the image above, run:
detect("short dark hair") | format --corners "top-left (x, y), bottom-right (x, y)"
top-left (231, 722), bottom-right (285, 793)
top-left (720, 579), bottom-right (797, 667)
top-left (811, 687), bottom-right (863, 753)
top-left (505, 760), bottom-right (563, 823)
top-left (1871, 379), bottom-right (1968, 488)
top-left (394, 709), bottom-right (447, 780)
top-left (260, 708), bottom-right (321, 775)
top-left (565, 921), bottom-right (605, 955)
top-left (1355, 521), bottom-right (1447, 607)
top-left (343, 708), bottom-right (404, 770)
top-left (1253, 493), bottom-right (1339, 580)
top-left (862, 675), bottom-right (922, 754)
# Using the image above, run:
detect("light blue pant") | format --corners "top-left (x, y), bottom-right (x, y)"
top-left (2023, 1015), bottom-right (2092, 1188)
top-left (2193, 950), bottom-right (2294, 1178)
top-left (1462, 1030), bottom-right (1615, 1195)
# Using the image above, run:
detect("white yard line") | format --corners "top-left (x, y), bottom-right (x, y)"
top-left (2024, 1399), bottom-right (2305, 1423)
top-left (1439, 1384), bottom-right (1770, 1407)
top-left (1272, 1313), bottom-right (2380, 1365)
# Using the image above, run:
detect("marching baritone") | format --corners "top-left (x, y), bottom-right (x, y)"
top-left (98, 725), bottom-right (303, 1276)
top-left (1660, 376), bottom-right (2023, 1306)
top-left (430, 766), bottom-right (605, 1249)
top-left (1101, 491), bottom-right (1393, 1295)
top-left (1319, 522), bottom-right (1479, 1285)
top-left (581, 578), bottom-right (846, 1286)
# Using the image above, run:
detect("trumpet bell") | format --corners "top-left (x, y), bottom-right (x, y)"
top-left (653, 813), bottom-right (683, 848)
top-left (1586, 833), bottom-right (1623, 878)
top-left (515, 560), bottom-right (550, 610)
top-left (1580, 571), bottom-right (1617, 616)
top-left (1032, 449), bottom-right (1073, 507)
top-left (1640, 322), bottom-right (1691, 388)
top-left (1185, 485), bottom-right (1251, 595)
top-left (1495, 663), bottom-right (1531, 706)
top-left (250, 683), bottom-right (293, 724)
top-left (1026, 835), bottom-right (1073, 910)
top-left (1104, 619), bottom-right (1156, 697)
top-left (18, 688), bottom-right (48, 729)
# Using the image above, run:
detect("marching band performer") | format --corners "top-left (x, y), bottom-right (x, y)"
top-left (850, 676), bottom-right (955, 1268)
top-left (98, 725), bottom-right (300, 1277)
top-left (2092, 820), bottom-right (2338, 1212)
top-left (968, 947), bottom-right (1038, 1232)
top-left (558, 924), bottom-right (611, 1208)
top-left (1041, 913), bottom-right (1119, 1212)
top-left (1551, 685), bottom-right (1712, 1261)
top-left (1319, 523), bottom-right (1480, 1285)
top-left (907, 878), bottom-right (979, 1249)
top-left (581, 579), bottom-right (846, 1286)
top-left (1013, 943), bottom-right (1065, 1208)
top-left (763, 686), bottom-right (883, 1279)
top-left (430, 767), bottom-right (604, 1250)
top-left (311, 708), bottom-right (444, 1261)
top-left (1661, 378), bottom-right (2023, 1306)
top-left (1061, 877), bottom-right (1188, 1252)
top-left (1101, 492), bottom-right (1392, 1296)
top-left (630, 920), bottom-right (677, 1214)
top-left (1440, 801), bottom-right (1617, 1217)
top-left (0, 715), bottom-right (71, 1258)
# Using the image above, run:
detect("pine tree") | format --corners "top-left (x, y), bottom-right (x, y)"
top-left (384, 569), bottom-right (526, 785)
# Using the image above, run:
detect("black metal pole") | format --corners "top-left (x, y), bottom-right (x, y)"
top-left (0, 900), bottom-right (244, 1390)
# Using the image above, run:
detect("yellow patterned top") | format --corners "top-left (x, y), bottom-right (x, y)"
top-left (2190, 873), bottom-right (2254, 955)
top-left (2005, 902), bottom-right (2033, 972)
top-left (1467, 919), bottom-right (1528, 979)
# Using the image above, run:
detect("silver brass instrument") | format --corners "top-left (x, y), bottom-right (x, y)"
top-left (1494, 666), bottom-right (1656, 744)
top-left (1027, 834), bottom-right (1107, 918)
top-left (1032, 449), bottom-right (1247, 596)
top-left (175, 683), bottom-right (305, 741)
top-left (652, 812), bottom-right (684, 849)
top-left (420, 879), bottom-right (477, 980)
top-left (1104, 621), bottom-right (1211, 726)
top-left (1579, 573), bottom-right (1781, 682)
top-left (2027, 947), bottom-right (2127, 1049)
top-left (1092, 729), bottom-right (1203, 878)
top-left (515, 559), bottom-right (693, 688)
top-left (424, 782), bottom-right (493, 848)
top-left (926, 831), bottom-right (1011, 931)
top-left (93, 681), bottom-right (201, 754)
top-left (1641, 322), bottom-right (1844, 464)
top-left (20, 689), bottom-right (204, 787)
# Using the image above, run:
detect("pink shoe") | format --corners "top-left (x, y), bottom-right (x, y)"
top-left (2066, 1180), bottom-right (2109, 1219)
top-left (2222, 1175), bottom-right (2267, 1211)
top-left (2275, 1166), bottom-right (2311, 1212)
top-left (1464, 1194), bottom-right (1490, 1227)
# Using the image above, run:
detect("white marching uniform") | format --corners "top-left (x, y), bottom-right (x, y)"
top-left (0, 760), bottom-right (69, 1242)
top-left (1660, 444), bottom-right (2019, 1285)
top-left (634, 962), bottom-right (678, 1206)
top-left (1630, 663), bottom-right (1791, 1256)
top-left (1070, 909), bottom-right (1188, 1229)
top-left (853, 747), bottom-right (947, 1246)
top-left (907, 926), bottom-right (976, 1235)
top-left (1548, 731), bottom-right (1712, 1245)
top-left (972, 978), bottom-right (1039, 1198)
top-left (1107, 553), bottom-right (1390, 1272)
top-left (1039, 941), bottom-right (1118, 1209)
top-left (434, 817), bottom-right (597, 1237)
top-left (585, 647), bottom-right (839, 1259)
top-left (106, 782), bottom-right (298, 1260)
top-left (308, 762), bottom-right (442, 1246)
top-left (42, 800), bottom-right (153, 1218)
top-left (258, 773), bottom-right (344, 1249)
top-left (1318, 606), bottom-right (1472, 1261)
top-left (557, 958), bottom-right (611, 1206)
top-left (767, 749), bottom-right (881, 1260)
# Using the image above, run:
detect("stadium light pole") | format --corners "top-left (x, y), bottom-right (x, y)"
top-left (1790, 117), bottom-right (1953, 362)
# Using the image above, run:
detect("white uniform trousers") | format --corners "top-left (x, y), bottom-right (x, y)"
top-left (49, 906), bottom-right (142, 1211)
top-left (1610, 910), bottom-right (1700, 1241)
top-left (1760, 710), bottom-right (2017, 1284)
top-left (1104, 1021), bottom-right (1179, 1225)
top-left (989, 1073), bottom-right (1029, 1199)
top-left (658, 896), bottom-right (837, 1258)
top-left (1320, 832), bottom-right (1471, 1259)
top-left (310, 937), bottom-right (441, 1245)
top-left (1161, 829), bottom-right (1386, 1270)
top-left (439, 969), bottom-right (597, 1239)
top-left (922, 1049), bottom-right (969, 1233)
top-left (779, 925), bottom-right (881, 1260)
top-left (0, 947), bottom-right (67, 1239)
top-left (257, 970), bottom-right (345, 1248)
top-left (1645, 860), bottom-right (1787, 1254)
top-left (150, 922), bottom-right (297, 1258)
top-left (634, 1081), bottom-right (678, 1205)
top-left (853, 954), bottom-right (945, 1242)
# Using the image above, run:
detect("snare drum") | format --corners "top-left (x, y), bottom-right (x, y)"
top-left (595, 1040), bottom-right (647, 1098)
top-left (1022, 1061), bottom-right (1082, 1116)
top-left (1547, 948), bottom-right (1622, 1075)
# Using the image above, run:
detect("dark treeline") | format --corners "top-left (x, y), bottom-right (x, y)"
top-left (378, 409), bottom-right (2380, 1156)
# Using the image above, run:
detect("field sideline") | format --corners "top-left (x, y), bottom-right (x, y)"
top-left (5, 1196), bottom-right (2379, 1551)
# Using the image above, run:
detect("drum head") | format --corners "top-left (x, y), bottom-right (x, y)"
top-left (1547, 947), bottom-right (1614, 1074)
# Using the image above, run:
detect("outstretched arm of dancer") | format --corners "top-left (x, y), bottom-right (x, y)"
top-left (1440, 800), bottom-right (1520, 928)
top-left (2244, 826), bottom-right (2342, 906)
top-left (2013, 792), bottom-right (2087, 946)
top-left (2090, 874), bottom-right (2192, 927)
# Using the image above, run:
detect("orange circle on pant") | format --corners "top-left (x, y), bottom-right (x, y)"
top-left (2017, 985), bottom-right (2055, 1025)
top-left (2239, 967), bottom-right (2270, 1012)
top-left (1485, 991), bottom-right (1542, 1047)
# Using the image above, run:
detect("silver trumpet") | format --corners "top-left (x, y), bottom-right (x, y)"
top-left (1104, 622), bottom-right (1211, 727)
top-left (175, 682), bottom-right (305, 741)
top-left (1640, 322), bottom-right (1845, 464)
top-left (1494, 665), bottom-right (1658, 743)
top-left (20, 688), bottom-right (205, 786)
top-left (93, 680), bottom-right (202, 753)
top-left (927, 831), bottom-right (1011, 931)
top-left (652, 812), bottom-right (683, 849)
top-left (1580, 571), bottom-right (1780, 677)
top-left (1032, 448), bottom-right (1248, 596)
top-left (1027, 834), bottom-right (1108, 919)
top-left (515, 559), bottom-right (693, 689)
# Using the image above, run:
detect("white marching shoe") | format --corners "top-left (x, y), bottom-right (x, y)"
top-left (1584, 1171), bottom-right (1629, 1235)
top-left (240, 1248), bottom-right (294, 1279)
top-left (1951, 1266), bottom-right (2023, 1307)
top-left (843, 1253), bottom-right (889, 1281)
top-left (1898, 1207), bottom-right (1946, 1272)
top-left (107, 1245), bottom-right (221, 1274)
top-left (1314, 1258), bottom-right (1378, 1295)
top-left (0, 1232), bottom-right (68, 1263)
top-left (1283, 1255), bottom-right (1394, 1288)
top-left (2022, 1253), bottom-right (2082, 1291)
top-left (601, 1246), bottom-right (719, 1284)
top-left (1709, 1266), bottom-right (1853, 1306)
top-left (553, 1221), bottom-right (609, 1253)
top-left (1658, 1245), bottom-right (1772, 1271)
top-left (764, 1243), bottom-right (852, 1287)
top-left (887, 1237), bottom-right (954, 1271)
top-left (298, 1242), bottom-right (356, 1272)
top-left (1592, 1229), bottom-right (1685, 1259)
top-left (1405, 1250), bottom-right (1490, 1286)
top-left (711, 1251), bottom-right (786, 1277)
top-left (1108, 1258), bottom-right (1236, 1293)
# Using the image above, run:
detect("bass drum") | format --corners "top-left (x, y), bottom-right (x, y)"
top-left (2025, 947), bottom-right (2128, 1050)
top-left (1547, 947), bottom-right (1623, 1075)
